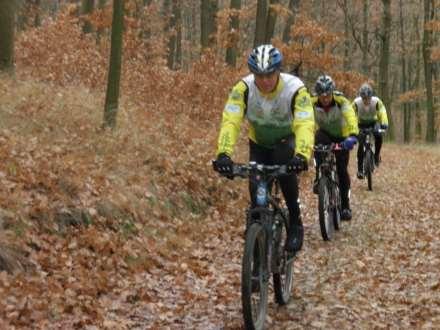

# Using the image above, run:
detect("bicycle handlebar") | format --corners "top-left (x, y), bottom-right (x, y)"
top-left (313, 143), bottom-right (343, 152)
top-left (212, 161), bottom-right (300, 179)
top-left (359, 127), bottom-right (386, 135)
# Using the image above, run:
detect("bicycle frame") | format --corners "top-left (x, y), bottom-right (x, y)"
top-left (241, 164), bottom-right (290, 274)
top-left (214, 161), bottom-right (296, 329)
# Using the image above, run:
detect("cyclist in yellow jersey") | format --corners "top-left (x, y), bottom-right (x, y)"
top-left (312, 75), bottom-right (359, 221)
top-left (213, 44), bottom-right (315, 252)
top-left (353, 83), bottom-right (389, 178)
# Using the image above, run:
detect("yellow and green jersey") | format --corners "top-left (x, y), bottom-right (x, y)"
top-left (312, 92), bottom-right (359, 138)
top-left (353, 96), bottom-right (389, 126)
top-left (216, 73), bottom-right (315, 160)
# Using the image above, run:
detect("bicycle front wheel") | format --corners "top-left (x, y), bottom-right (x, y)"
top-left (273, 209), bottom-right (294, 305)
top-left (318, 176), bottom-right (334, 241)
top-left (242, 223), bottom-right (268, 330)
top-left (332, 183), bottom-right (341, 231)
top-left (365, 150), bottom-right (374, 191)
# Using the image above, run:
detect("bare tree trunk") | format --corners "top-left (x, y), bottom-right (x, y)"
top-left (265, 0), bottom-right (279, 43)
top-left (225, 0), bottom-right (241, 67)
top-left (0, 0), bottom-right (15, 74)
top-left (254, 0), bottom-right (268, 47)
top-left (399, 0), bottom-right (410, 143)
top-left (81, 0), bottom-right (95, 33)
top-left (34, 0), bottom-right (41, 27)
top-left (378, 0), bottom-right (393, 140)
top-left (282, 0), bottom-right (300, 44)
top-left (362, 0), bottom-right (369, 74)
top-left (200, 0), bottom-right (218, 50)
top-left (415, 40), bottom-right (422, 140)
top-left (423, 0), bottom-right (436, 142)
top-left (166, 0), bottom-right (182, 70)
top-left (103, 0), bottom-right (124, 129)
top-left (342, 0), bottom-right (350, 70)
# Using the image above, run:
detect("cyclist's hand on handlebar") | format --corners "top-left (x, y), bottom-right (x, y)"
top-left (342, 136), bottom-right (357, 150)
top-left (213, 153), bottom-right (234, 179)
top-left (288, 154), bottom-right (308, 172)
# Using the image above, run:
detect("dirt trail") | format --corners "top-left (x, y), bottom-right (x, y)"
top-left (143, 145), bottom-right (440, 329)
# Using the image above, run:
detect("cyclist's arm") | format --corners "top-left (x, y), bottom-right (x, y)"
top-left (216, 81), bottom-right (247, 157)
top-left (335, 94), bottom-right (359, 137)
top-left (352, 101), bottom-right (359, 122)
top-left (291, 87), bottom-right (315, 161)
top-left (376, 98), bottom-right (389, 126)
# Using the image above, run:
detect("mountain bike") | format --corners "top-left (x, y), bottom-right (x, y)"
top-left (358, 127), bottom-right (385, 191)
top-left (213, 161), bottom-right (302, 330)
top-left (314, 143), bottom-right (342, 241)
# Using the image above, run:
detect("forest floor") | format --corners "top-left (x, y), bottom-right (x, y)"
top-left (0, 76), bottom-right (439, 329)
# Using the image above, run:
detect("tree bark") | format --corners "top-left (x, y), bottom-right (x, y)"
top-left (201, 0), bottom-right (218, 50)
top-left (423, 0), bottom-right (436, 142)
top-left (81, 0), bottom-right (95, 34)
top-left (378, 0), bottom-right (393, 140)
top-left (0, 0), bottom-right (15, 73)
top-left (103, 0), bottom-right (124, 129)
top-left (225, 0), bottom-right (241, 67)
top-left (254, 0), bottom-right (268, 47)
top-left (166, 0), bottom-right (182, 70)
top-left (399, 0), bottom-right (410, 143)
top-left (362, 0), bottom-right (369, 74)
top-left (282, 0), bottom-right (300, 44)
top-left (265, 0), bottom-right (279, 43)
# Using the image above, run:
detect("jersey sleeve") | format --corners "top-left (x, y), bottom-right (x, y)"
top-left (216, 81), bottom-right (247, 157)
top-left (376, 98), bottom-right (389, 126)
top-left (292, 87), bottom-right (315, 160)
top-left (338, 95), bottom-right (359, 137)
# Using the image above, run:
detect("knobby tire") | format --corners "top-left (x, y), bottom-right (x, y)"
top-left (318, 176), bottom-right (334, 241)
top-left (365, 150), bottom-right (374, 191)
top-left (242, 223), bottom-right (268, 330)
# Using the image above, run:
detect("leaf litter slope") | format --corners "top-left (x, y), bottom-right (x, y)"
top-left (0, 76), bottom-right (440, 328)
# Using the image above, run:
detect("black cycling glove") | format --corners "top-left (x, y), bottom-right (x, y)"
top-left (213, 153), bottom-right (234, 176)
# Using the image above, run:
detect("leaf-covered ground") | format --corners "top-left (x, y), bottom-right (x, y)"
top-left (0, 75), bottom-right (439, 329)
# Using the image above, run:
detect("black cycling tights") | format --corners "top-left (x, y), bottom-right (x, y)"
top-left (314, 129), bottom-right (351, 210)
top-left (248, 138), bottom-right (301, 227)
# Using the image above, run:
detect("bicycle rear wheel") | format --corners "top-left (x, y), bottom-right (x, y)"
top-left (242, 223), bottom-right (268, 330)
top-left (365, 150), bottom-right (374, 191)
top-left (273, 209), bottom-right (294, 305)
top-left (318, 177), bottom-right (334, 241)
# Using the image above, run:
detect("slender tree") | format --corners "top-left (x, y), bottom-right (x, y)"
top-left (378, 0), bottom-right (393, 140)
top-left (362, 0), bottom-right (368, 74)
top-left (423, 0), bottom-right (436, 142)
top-left (0, 0), bottom-right (15, 73)
top-left (254, 0), bottom-right (268, 46)
top-left (166, 0), bottom-right (182, 70)
top-left (225, 0), bottom-right (241, 67)
top-left (103, 0), bottom-right (124, 129)
top-left (265, 0), bottom-right (279, 43)
top-left (399, 0), bottom-right (410, 142)
top-left (81, 0), bottom-right (95, 34)
top-left (34, 0), bottom-right (41, 27)
top-left (201, 0), bottom-right (218, 50)
top-left (282, 0), bottom-right (300, 44)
